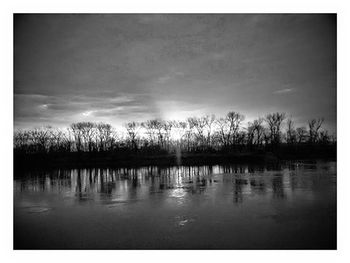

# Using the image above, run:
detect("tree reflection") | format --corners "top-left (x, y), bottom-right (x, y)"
top-left (15, 163), bottom-right (319, 204)
top-left (272, 176), bottom-right (285, 199)
top-left (233, 182), bottom-right (244, 203)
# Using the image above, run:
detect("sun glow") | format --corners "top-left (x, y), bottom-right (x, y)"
top-left (82, 110), bottom-right (94, 117)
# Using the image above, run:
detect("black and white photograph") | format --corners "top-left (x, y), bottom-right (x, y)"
top-left (12, 12), bottom-right (337, 250)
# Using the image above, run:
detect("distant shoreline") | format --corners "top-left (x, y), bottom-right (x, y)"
top-left (14, 144), bottom-right (336, 172)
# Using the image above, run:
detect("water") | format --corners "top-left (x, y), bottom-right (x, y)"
top-left (14, 161), bottom-right (336, 249)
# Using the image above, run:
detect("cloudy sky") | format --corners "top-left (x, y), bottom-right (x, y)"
top-left (14, 14), bottom-right (336, 132)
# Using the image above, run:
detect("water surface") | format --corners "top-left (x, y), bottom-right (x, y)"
top-left (14, 161), bottom-right (336, 249)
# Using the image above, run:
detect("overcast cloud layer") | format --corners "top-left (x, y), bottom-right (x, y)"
top-left (14, 14), bottom-right (336, 132)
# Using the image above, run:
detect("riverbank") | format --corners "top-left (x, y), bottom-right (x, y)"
top-left (14, 144), bottom-right (336, 171)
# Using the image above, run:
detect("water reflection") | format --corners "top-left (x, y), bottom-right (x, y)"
top-left (14, 161), bottom-right (337, 249)
top-left (14, 161), bottom-right (336, 205)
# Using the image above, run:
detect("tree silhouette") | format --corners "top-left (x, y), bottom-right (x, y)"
top-left (265, 112), bottom-right (286, 146)
top-left (216, 111), bottom-right (244, 148)
top-left (286, 118), bottom-right (296, 144)
top-left (295, 127), bottom-right (307, 143)
top-left (308, 118), bottom-right (324, 144)
top-left (125, 122), bottom-right (140, 151)
top-left (13, 112), bottom-right (335, 156)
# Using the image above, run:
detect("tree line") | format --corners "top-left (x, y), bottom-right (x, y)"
top-left (14, 112), bottom-right (336, 155)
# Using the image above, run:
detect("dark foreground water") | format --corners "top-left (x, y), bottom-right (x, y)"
top-left (14, 161), bottom-right (336, 249)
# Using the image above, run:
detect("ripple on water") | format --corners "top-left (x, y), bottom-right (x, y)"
top-left (179, 219), bottom-right (188, 226)
top-left (105, 198), bottom-right (140, 208)
top-left (175, 216), bottom-right (196, 227)
top-left (23, 206), bottom-right (52, 213)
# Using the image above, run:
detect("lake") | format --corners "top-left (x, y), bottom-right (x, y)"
top-left (14, 161), bottom-right (336, 249)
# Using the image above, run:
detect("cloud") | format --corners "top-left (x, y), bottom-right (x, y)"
top-left (14, 15), bottom-right (336, 133)
top-left (273, 88), bottom-right (295, 94)
top-left (155, 71), bottom-right (185, 84)
top-left (82, 110), bottom-right (95, 117)
top-left (14, 92), bottom-right (161, 128)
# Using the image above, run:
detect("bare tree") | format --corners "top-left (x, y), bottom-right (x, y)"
top-left (14, 130), bottom-right (31, 153)
top-left (153, 119), bottom-right (165, 148)
top-left (286, 118), bottom-right (296, 144)
top-left (96, 123), bottom-right (113, 151)
top-left (319, 130), bottom-right (330, 144)
top-left (216, 111), bottom-right (244, 147)
top-left (265, 112), bottom-right (286, 145)
top-left (173, 121), bottom-right (188, 151)
top-left (187, 116), bottom-right (208, 150)
top-left (204, 115), bottom-right (216, 149)
top-left (70, 123), bottom-right (83, 152)
top-left (48, 128), bottom-right (66, 152)
top-left (29, 127), bottom-right (52, 153)
top-left (308, 118), bottom-right (324, 144)
top-left (296, 127), bottom-right (308, 143)
top-left (141, 120), bottom-right (158, 147)
top-left (70, 122), bottom-right (96, 152)
top-left (125, 122), bottom-right (141, 151)
top-left (246, 123), bottom-right (255, 147)
top-left (249, 118), bottom-right (265, 146)
top-left (13, 112), bottom-right (333, 156)
top-left (184, 119), bottom-right (195, 152)
top-left (162, 120), bottom-right (174, 151)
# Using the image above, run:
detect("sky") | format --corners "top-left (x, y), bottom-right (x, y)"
top-left (14, 14), bottom-right (336, 133)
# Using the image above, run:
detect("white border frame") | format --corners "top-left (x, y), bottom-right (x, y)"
top-left (1, 0), bottom-right (349, 262)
